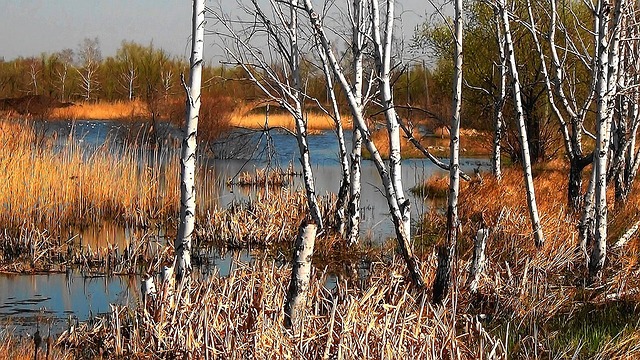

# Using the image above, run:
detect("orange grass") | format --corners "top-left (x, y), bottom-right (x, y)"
top-left (49, 100), bottom-right (150, 120)
top-left (55, 163), bottom-right (640, 358)
top-left (370, 126), bottom-right (490, 159)
top-left (228, 102), bottom-right (346, 131)
top-left (0, 120), bottom-right (179, 232)
top-left (414, 164), bottom-right (640, 357)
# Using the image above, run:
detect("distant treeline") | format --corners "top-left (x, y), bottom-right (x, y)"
top-left (0, 38), bottom-right (452, 122)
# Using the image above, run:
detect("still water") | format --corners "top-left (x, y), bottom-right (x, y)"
top-left (2, 120), bottom-right (488, 334)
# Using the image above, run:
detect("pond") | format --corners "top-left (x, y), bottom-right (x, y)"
top-left (3, 119), bottom-right (489, 334)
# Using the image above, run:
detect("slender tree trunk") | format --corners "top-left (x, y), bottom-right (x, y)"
top-left (499, 0), bottom-right (545, 247)
top-left (290, 0), bottom-right (323, 230)
top-left (493, 12), bottom-right (506, 181)
top-left (317, 48), bottom-right (350, 235)
top-left (348, 129), bottom-right (363, 245)
top-left (175, 0), bottom-right (205, 281)
top-left (371, 0), bottom-right (410, 236)
top-left (433, 0), bottom-right (463, 305)
top-left (347, 0), bottom-right (365, 246)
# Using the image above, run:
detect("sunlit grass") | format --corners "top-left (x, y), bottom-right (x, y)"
top-left (50, 100), bottom-right (150, 120)
top-left (0, 120), bottom-right (180, 231)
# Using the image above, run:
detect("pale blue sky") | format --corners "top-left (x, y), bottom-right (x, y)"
top-left (1, 0), bottom-right (433, 61)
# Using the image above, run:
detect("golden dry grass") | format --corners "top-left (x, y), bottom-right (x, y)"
top-left (50, 100), bottom-right (150, 120)
top-left (228, 102), bottom-right (347, 131)
top-left (0, 120), bottom-right (180, 232)
top-left (52, 162), bottom-right (640, 358)
top-left (57, 259), bottom-right (509, 359)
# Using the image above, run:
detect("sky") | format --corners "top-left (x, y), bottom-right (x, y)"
top-left (0, 0), bottom-right (435, 62)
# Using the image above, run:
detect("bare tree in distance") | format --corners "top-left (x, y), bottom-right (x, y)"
top-left (76, 37), bottom-right (102, 101)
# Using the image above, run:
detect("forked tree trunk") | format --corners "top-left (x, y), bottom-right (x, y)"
top-left (317, 48), bottom-right (350, 235)
top-left (499, 0), bottom-right (545, 247)
top-left (433, 0), bottom-right (463, 305)
top-left (175, 0), bottom-right (205, 281)
top-left (284, 222), bottom-right (317, 331)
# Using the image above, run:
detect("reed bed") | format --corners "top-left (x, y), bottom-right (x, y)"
top-left (49, 100), bottom-right (150, 120)
top-left (415, 164), bottom-right (640, 358)
top-left (370, 126), bottom-right (490, 159)
top-left (0, 120), bottom-right (180, 232)
top-left (411, 175), bottom-right (452, 199)
top-left (0, 226), bottom-right (172, 275)
top-left (229, 105), bottom-right (341, 132)
top-left (56, 259), bottom-right (509, 359)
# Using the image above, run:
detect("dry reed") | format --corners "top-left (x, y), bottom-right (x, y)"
top-left (49, 100), bottom-right (150, 120)
top-left (0, 120), bottom-right (180, 232)
top-left (228, 102), bottom-right (344, 131)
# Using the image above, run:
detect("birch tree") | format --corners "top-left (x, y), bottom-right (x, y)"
top-left (589, 0), bottom-right (623, 279)
top-left (175, 0), bottom-right (205, 281)
top-left (370, 0), bottom-right (410, 236)
top-left (76, 37), bottom-right (102, 101)
top-left (303, 0), bottom-right (426, 289)
top-left (54, 49), bottom-right (74, 102)
top-left (498, 0), bottom-right (545, 247)
top-left (525, 0), bottom-right (598, 210)
top-left (347, 0), bottom-right (369, 246)
top-left (315, 40), bottom-right (350, 236)
top-left (433, 0), bottom-right (463, 305)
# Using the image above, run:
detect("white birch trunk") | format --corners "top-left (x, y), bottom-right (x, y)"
top-left (499, 0), bottom-right (545, 247)
top-left (175, 0), bottom-right (205, 281)
top-left (317, 47), bottom-right (350, 235)
top-left (284, 222), bottom-right (317, 331)
top-left (493, 12), bottom-right (506, 181)
top-left (579, 168), bottom-right (597, 260)
top-left (347, 0), bottom-right (366, 246)
top-left (371, 0), bottom-right (410, 236)
top-left (433, 0), bottom-right (462, 304)
top-left (467, 227), bottom-right (489, 293)
top-left (290, 0), bottom-right (324, 231)
top-left (589, 0), bottom-right (613, 278)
